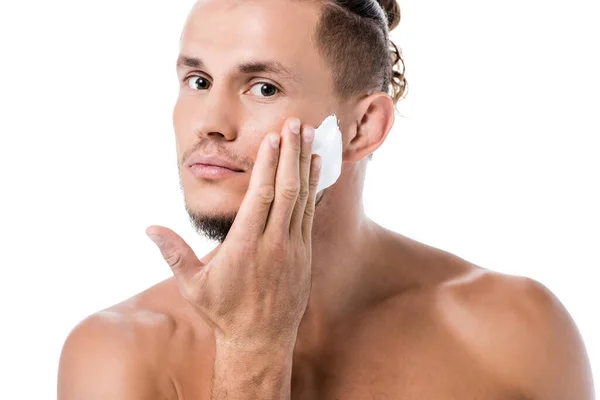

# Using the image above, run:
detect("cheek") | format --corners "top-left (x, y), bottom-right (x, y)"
top-left (172, 99), bottom-right (195, 163)
top-left (240, 118), bottom-right (281, 162)
top-left (244, 114), bottom-right (286, 135)
top-left (172, 104), bottom-right (184, 147)
top-left (241, 100), bottom-right (316, 137)
top-left (172, 97), bottom-right (189, 131)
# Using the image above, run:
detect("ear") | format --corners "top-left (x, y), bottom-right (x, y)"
top-left (342, 93), bottom-right (395, 163)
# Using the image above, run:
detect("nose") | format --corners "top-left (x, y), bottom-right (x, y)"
top-left (190, 85), bottom-right (238, 141)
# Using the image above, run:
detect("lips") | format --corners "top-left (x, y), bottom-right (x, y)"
top-left (185, 153), bottom-right (244, 172)
top-left (189, 163), bottom-right (240, 179)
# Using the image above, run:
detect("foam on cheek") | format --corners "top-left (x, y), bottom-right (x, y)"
top-left (311, 114), bottom-right (343, 192)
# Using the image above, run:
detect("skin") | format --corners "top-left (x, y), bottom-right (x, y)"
top-left (57, 0), bottom-right (595, 399)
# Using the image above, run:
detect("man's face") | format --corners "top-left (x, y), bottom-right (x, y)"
top-left (174, 0), bottom-right (336, 242)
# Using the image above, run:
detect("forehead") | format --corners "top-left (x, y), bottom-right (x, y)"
top-left (180, 0), bottom-right (326, 77)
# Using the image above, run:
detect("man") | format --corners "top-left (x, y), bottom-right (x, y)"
top-left (58, 0), bottom-right (595, 398)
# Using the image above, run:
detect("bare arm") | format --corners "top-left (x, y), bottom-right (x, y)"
top-left (211, 339), bottom-right (295, 400)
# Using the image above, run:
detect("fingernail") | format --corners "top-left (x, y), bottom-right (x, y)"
top-left (289, 118), bottom-right (301, 134)
top-left (269, 133), bottom-right (280, 149)
top-left (148, 234), bottom-right (164, 247)
top-left (303, 126), bottom-right (315, 142)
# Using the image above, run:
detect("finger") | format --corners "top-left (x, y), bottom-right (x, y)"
top-left (302, 154), bottom-right (322, 244)
top-left (290, 124), bottom-right (314, 236)
top-left (228, 132), bottom-right (281, 240)
top-left (145, 225), bottom-right (206, 289)
top-left (264, 117), bottom-right (302, 235)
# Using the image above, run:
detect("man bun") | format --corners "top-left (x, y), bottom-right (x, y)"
top-left (375, 0), bottom-right (406, 106)
top-left (376, 0), bottom-right (401, 31)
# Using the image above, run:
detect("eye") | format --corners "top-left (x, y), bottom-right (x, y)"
top-left (248, 82), bottom-right (280, 97)
top-left (185, 75), bottom-right (211, 90)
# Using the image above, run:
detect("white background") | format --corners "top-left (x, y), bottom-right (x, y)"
top-left (1, 0), bottom-right (598, 398)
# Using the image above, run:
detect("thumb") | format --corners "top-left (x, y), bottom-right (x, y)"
top-left (146, 225), bottom-right (204, 282)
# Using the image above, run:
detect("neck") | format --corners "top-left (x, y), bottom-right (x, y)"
top-left (295, 160), bottom-right (390, 353)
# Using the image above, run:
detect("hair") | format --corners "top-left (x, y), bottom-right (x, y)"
top-left (313, 0), bottom-right (407, 106)
top-left (311, 0), bottom-right (407, 160)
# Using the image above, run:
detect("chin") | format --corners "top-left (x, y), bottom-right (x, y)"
top-left (184, 192), bottom-right (240, 216)
top-left (182, 169), bottom-right (245, 202)
top-left (184, 198), bottom-right (239, 244)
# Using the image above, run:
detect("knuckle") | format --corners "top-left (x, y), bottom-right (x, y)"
top-left (297, 186), bottom-right (310, 202)
top-left (289, 140), bottom-right (302, 153)
top-left (255, 184), bottom-right (276, 204)
top-left (269, 239), bottom-right (289, 261)
top-left (300, 149), bottom-right (312, 164)
top-left (164, 250), bottom-right (184, 270)
top-left (278, 183), bottom-right (300, 200)
top-left (240, 238), bottom-right (260, 257)
top-left (309, 173), bottom-right (320, 189)
top-left (304, 202), bottom-right (316, 219)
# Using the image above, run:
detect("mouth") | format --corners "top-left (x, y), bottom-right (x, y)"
top-left (189, 163), bottom-right (243, 179)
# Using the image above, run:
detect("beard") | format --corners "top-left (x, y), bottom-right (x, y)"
top-left (185, 190), bottom-right (326, 244)
top-left (185, 204), bottom-right (237, 244)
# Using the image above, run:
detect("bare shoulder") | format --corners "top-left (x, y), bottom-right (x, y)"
top-left (58, 310), bottom-right (171, 399)
top-left (58, 280), bottom-right (187, 400)
top-left (436, 268), bottom-right (595, 400)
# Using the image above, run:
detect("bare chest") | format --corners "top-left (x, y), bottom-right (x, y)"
top-left (166, 314), bottom-right (519, 400)
top-left (288, 340), bottom-right (514, 400)
top-left (168, 344), bottom-right (513, 400)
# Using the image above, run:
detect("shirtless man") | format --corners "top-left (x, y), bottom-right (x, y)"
top-left (57, 0), bottom-right (595, 398)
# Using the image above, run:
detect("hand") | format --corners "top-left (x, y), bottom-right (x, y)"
top-left (146, 117), bottom-right (322, 349)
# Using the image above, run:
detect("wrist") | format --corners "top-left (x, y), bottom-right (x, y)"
top-left (215, 334), bottom-right (296, 359)
top-left (212, 336), bottom-right (295, 399)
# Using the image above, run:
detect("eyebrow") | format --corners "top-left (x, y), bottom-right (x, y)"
top-left (176, 55), bottom-right (302, 85)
